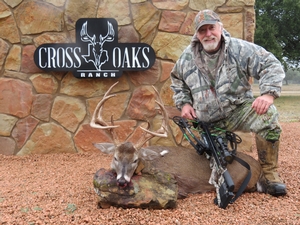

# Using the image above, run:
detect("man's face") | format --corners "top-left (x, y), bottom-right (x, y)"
top-left (196, 23), bottom-right (223, 53)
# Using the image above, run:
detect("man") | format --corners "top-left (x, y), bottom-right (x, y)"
top-left (170, 9), bottom-right (286, 196)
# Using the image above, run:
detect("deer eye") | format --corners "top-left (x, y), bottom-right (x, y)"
top-left (114, 157), bottom-right (118, 162)
top-left (133, 159), bottom-right (138, 164)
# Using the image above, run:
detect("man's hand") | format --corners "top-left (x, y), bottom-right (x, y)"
top-left (252, 94), bottom-right (275, 115)
top-left (181, 104), bottom-right (197, 119)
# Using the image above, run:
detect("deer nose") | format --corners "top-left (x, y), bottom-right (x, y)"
top-left (117, 177), bottom-right (128, 188)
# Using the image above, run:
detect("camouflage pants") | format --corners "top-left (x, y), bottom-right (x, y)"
top-left (213, 99), bottom-right (282, 142)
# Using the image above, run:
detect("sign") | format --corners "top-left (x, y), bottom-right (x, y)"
top-left (34, 18), bottom-right (156, 78)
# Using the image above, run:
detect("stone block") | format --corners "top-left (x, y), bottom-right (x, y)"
top-left (94, 168), bottom-right (178, 209)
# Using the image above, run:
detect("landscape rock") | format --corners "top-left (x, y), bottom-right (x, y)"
top-left (93, 168), bottom-right (178, 209)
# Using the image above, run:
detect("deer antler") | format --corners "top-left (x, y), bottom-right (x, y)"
top-left (100, 21), bottom-right (115, 45)
top-left (80, 21), bottom-right (96, 45)
top-left (91, 82), bottom-right (168, 148)
top-left (90, 81), bottom-right (120, 145)
top-left (134, 86), bottom-right (169, 150)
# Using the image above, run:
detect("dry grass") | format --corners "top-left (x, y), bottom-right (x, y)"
top-left (253, 84), bottom-right (300, 122)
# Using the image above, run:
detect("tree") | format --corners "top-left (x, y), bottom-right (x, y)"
top-left (254, 0), bottom-right (300, 70)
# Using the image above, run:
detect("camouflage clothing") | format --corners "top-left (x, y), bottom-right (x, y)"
top-left (170, 29), bottom-right (285, 141)
top-left (213, 99), bottom-right (282, 141)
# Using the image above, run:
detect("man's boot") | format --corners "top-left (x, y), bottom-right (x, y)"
top-left (255, 135), bottom-right (287, 196)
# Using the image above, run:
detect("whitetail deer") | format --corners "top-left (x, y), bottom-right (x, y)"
top-left (91, 82), bottom-right (266, 198)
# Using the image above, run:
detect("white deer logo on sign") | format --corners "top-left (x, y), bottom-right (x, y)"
top-left (80, 21), bottom-right (115, 70)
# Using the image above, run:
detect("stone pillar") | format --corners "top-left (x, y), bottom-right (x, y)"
top-left (0, 0), bottom-right (255, 155)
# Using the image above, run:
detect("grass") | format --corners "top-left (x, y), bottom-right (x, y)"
top-left (275, 96), bottom-right (300, 122)
top-left (253, 84), bottom-right (300, 122)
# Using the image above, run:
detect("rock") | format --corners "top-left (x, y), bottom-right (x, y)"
top-left (87, 92), bottom-right (130, 122)
top-left (65, 0), bottom-right (98, 29)
top-left (31, 94), bottom-right (53, 122)
top-left (93, 168), bottom-right (178, 209)
top-left (12, 116), bottom-right (39, 148)
top-left (152, 0), bottom-right (189, 10)
top-left (158, 11), bottom-right (186, 33)
top-left (5, 45), bottom-right (21, 71)
top-left (128, 60), bottom-right (160, 86)
top-left (21, 45), bottom-right (43, 73)
top-left (3, 0), bottom-right (22, 8)
top-left (74, 124), bottom-right (112, 152)
top-left (97, 0), bottom-right (130, 26)
top-left (0, 38), bottom-right (9, 70)
top-left (118, 25), bottom-right (139, 43)
top-left (131, 2), bottom-right (161, 44)
top-left (0, 136), bottom-right (16, 155)
top-left (152, 32), bottom-right (191, 62)
top-left (0, 3), bottom-right (20, 43)
top-left (0, 78), bottom-right (33, 118)
top-left (15, 1), bottom-right (63, 34)
top-left (126, 86), bottom-right (157, 120)
top-left (60, 73), bottom-right (129, 97)
top-left (30, 73), bottom-right (58, 94)
top-left (17, 122), bottom-right (76, 155)
top-left (160, 60), bottom-right (174, 82)
top-left (161, 78), bottom-right (175, 106)
top-left (51, 95), bottom-right (86, 132)
top-left (0, 113), bottom-right (18, 136)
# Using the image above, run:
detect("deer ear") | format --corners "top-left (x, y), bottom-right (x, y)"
top-left (93, 143), bottom-right (115, 154)
top-left (139, 148), bottom-right (168, 161)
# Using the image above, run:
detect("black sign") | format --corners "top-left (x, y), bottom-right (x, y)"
top-left (34, 18), bottom-right (156, 78)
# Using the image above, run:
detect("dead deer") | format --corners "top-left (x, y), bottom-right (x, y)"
top-left (91, 82), bottom-right (267, 198)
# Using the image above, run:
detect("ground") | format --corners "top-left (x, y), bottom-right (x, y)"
top-left (0, 85), bottom-right (299, 224)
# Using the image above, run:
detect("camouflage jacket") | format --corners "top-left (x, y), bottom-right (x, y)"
top-left (170, 29), bottom-right (285, 122)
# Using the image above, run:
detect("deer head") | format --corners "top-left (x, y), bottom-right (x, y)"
top-left (80, 21), bottom-right (114, 70)
top-left (91, 82), bottom-right (169, 187)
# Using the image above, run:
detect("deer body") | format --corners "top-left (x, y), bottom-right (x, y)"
top-left (91, 82), bottom-right (266, 200)
top-left (94, 143), bottom-right (265, 198)
top-left (142, 146), bottom-right (264, 198)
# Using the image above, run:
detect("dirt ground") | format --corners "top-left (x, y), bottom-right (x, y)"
top-left (0, 86), bottom-right (299, 225)
top-left (0, 122), bottom-right (299, 225)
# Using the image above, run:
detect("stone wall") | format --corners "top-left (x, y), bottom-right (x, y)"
top-left (0, 0), bottom-right (255, 155)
